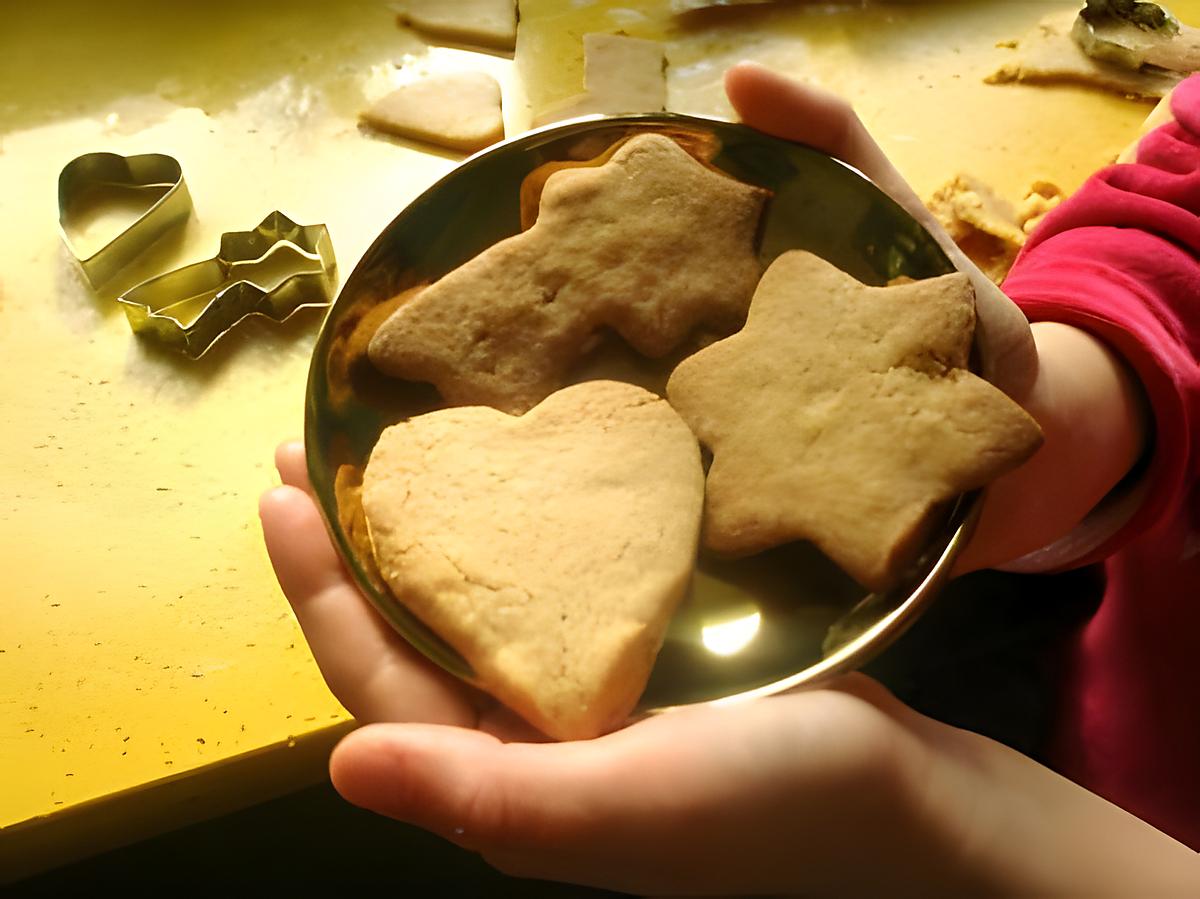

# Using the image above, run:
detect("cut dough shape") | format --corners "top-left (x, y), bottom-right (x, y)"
top-left (394, 0), bottom-right (517, 51)
top-left (368, 132), bottom-right (768, 413)
top-left (361, 71), bottom-right (504, 153)
top-left (534, 34), bottom-right (667, 126)
top-left (666, 251), bottom-right (1043, 592)
top-left (927, 173), bottom-right (1026, 284)
top-left (986, 11), bottom-right (1183, 98)
top-left (927, 174), bottom-right (1066, 283)
top-left (1018, 181), bottom-right (1065, 235)
top-left (361, 380), bottom-right (704, 741)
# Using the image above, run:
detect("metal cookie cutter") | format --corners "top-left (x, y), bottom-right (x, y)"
top-left (1073, 0), bottom-right (1200, 72)
top-left (58, 152), bottom-right (192, 287)
top-left (117, 211), bottom-right (337, 358)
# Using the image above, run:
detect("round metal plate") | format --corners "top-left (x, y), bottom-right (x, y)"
top-left (304, 112), bottom-right (977, 718)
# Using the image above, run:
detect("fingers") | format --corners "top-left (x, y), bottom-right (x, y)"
top-left (725, 62), bottom-right (929, 226)
top-left (274, 439), bottom-right (311, 493)
top-left (329, 719), bottom-right (712, 893)
top-left (329, 683), bottom-right (937, 896)
top-left (329, 723), bottom-right (587, 848)
top-left (259, 484), bottom-right (476, 727)
top-left (260, 485), bottom-right (344, 602)
top-left (725, 61), bottom-right (860, 161)
top-left (725, 60), bottom-right (952, 257)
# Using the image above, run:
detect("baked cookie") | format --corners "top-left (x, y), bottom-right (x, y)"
top-left (367, 132), bottom-right (769, 413)
top-left (666, 251), bottom-right (1043, 592)
top-left (360, 380), bottom-right (704, 740)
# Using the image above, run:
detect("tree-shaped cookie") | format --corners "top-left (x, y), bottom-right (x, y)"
top-left (368, 133), bottom-right (769, 413)
top-left (666, 251), bottom-right (1043, 592)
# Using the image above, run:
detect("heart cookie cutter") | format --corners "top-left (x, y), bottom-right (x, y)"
top-left (58, 152), bottom-right (193, 287)
top-left (117, 211), bottom-right (337, 358)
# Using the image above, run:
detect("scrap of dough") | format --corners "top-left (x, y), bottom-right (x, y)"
top-left (666, 251), bottom-right (1043, 592)
top-left (394, 0), bottom-right (516, 51)
top-left (361, 380), bottom-right (704, 741)
top-left (1018, 181), bottom-right (1065, 235)
top-left (361, 71), bottom-right (504, 153)
top-left (986, 11), bottom-right (1183, 98)
top-left (368, 133), bottom-right (768, 413)
top-left (534, 34), bottom-right (667, 126)
top-left (927, 174), bottom-right (1066, 283)
top-left (928, 173), bottom-right (1026, 248)
top-left (927, 173), bottom-right (1026, 284)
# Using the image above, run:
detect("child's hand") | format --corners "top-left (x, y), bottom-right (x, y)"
top-left (327, 672), bottom-right (972, 896)
top-left (261, 441), bottom-right (1198, 895)
top-left (256, 68), bottom-right (1188, 894)
top-left (260, 441), bottom-right (542, 740)
top-left (725, 62), bottom-right (1038, 400)
top-left (259, 441), bottom-right (968, 892)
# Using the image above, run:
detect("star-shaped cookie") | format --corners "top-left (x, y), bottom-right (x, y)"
top-left (666, 251), bottom-right (1043, 592)
top-left (368, 132), bottom-right (769, 413)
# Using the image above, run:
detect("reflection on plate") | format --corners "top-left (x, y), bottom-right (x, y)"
top-left (304, 112), bottom-right (978, 718)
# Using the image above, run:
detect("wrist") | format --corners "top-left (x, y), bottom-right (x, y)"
top-left (958, 321), bottom-right (1149, 573)
top-left (996, 320), bottom-right (1151, 572)
top-left (926, 723), bottom-right (1200, 896)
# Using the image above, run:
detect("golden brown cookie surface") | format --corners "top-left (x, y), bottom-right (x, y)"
top-left (361, 380), bottom-right (704, 740)
top-left (666, 251), bottom-right (1043, 592)
top-left (367, 132), bottom-right (769, 413)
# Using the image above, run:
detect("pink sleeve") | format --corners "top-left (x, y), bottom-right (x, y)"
top-left (1001, 75), bottom-right (1200, 565)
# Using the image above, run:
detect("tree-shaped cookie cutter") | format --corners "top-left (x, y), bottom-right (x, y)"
top-left (117, 211), bottom-right (337, 358)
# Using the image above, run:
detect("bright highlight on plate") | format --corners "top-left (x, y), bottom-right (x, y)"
top-left (702, 611), bottom-right (762, 657)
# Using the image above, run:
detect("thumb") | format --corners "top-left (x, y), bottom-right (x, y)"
top-left (725, 61), bottom-right (927, 224)
top-left (329, 722), bottom-right (601, 852)
top-left (725, 61), bottom-right (1038, 398)
top-left (325, 685), bottom-right (934, 895)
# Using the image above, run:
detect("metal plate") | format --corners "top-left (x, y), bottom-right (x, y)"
top-left (304, 112), bottom-right (976, 718)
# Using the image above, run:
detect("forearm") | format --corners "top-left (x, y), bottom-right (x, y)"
top-left (922, 720), bottom-right (1200, 897)
top-left (995, 73), bottom-right (1200, 568)
top-left (957, 320), bottom-right (1148, 573)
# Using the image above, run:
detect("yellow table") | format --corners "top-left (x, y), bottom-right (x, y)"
top-left (0, 0), bottom-right (1180, 882)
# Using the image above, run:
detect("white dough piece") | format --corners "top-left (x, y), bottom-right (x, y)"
top-left (534, 33), bottom-right (667, 126)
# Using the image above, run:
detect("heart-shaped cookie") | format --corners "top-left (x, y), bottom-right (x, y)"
top-left (361, 379), bottom-right (704, 740)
